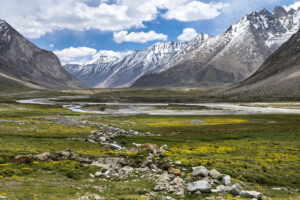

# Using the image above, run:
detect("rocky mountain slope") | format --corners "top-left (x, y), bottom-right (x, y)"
top-left (226, 29), bottom-right (300, 98)
top-left (133, 6), bottom-right (300, 88)
top-left (64, 34), bottom-right (211, 88)
top-left (0, 19), bottom-right (86, 90)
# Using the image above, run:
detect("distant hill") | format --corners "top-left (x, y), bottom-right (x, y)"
top-left (0, 19), bottom-right (86, 90)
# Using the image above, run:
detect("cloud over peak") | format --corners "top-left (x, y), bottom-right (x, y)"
top-left (177, 28), bottom-right (198, 41)
top-left (113, 31), bottom-right (168, 43)
top-left (54, 47), bottom-right (133, 64)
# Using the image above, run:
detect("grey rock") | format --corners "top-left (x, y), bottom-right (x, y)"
top-left (95, 172), bottom-right (102, 177)
top-left (156, 171), bottom-right (170, 185)
top-left (192, 166), bottom-right (209, 177)
top-left (216, 185), bottom-right (227, 193)
top-left (222, 175), bottom-right (231, 186)
top-left (209, 169), bottom-right (224, 180)
top-left (239, 191), bottom-right (263, 199)
top-left (34, 152), bottom-right (52, 161)
top-left (89, 174), bottom-right (95, 178)
top-left (99, 137), bottom-right (106, 142)
top-left (163, 196), bottom-right (174, 200)
top-left (173, 177), bottom-right (184, 186)
top-left (160, 144), bottom-right (168, 151)
top-left (228, 183), bottom-right (242, 196)
top-left (175, 160), bottom-right (182, 165)
top-left (187, 180), bottom-right (211, 193)
top-left (154, 185), bottom-right (165, 191)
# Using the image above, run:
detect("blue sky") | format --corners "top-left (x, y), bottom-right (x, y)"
top-left (0, 0), bottom-right (299, 64)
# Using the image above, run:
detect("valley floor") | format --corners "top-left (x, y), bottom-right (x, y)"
top-left (0, 90), bottom-right (300, 199)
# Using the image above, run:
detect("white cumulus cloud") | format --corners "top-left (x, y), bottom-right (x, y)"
top-left (284, 1), bottom-right (300, 11)
top-left (54, 47), bottom-right (98, 64)
top-left (177, 28), bottom-right (198, 41)
top-left (162, 1), bottom-right (229, 21)
top-left (54, 47), bottom-right (133, 64)
top-left (0, 0), bottom-right (158, 39)
top-left (113, 31), bottom-right (168, 43)
top-left (0, 0), bottom-right (229, 39)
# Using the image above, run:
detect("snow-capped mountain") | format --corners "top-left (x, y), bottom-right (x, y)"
top-left (133, 6), bottom-right (300, 88)
top-left (64, 33), bottom-right (211, 88)
top-left (64, 55), bottom-right (122, 88)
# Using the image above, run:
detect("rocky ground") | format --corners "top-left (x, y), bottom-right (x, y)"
top-left (10, 120), bottom-right (265, 200)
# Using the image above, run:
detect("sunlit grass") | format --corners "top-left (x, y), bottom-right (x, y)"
top-left (0, 102), bottom-right (300, 199)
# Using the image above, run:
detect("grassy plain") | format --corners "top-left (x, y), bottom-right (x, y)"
top-left (0, 90), bottom-right (299, 199)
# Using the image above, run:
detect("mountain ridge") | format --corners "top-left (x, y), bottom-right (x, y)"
top-left (0, 19), bottom-right (86, 90)
top-left (133, 6), bottom-right (300, 88)
top-left (64, 33), bottom-right (212, 88)
top-left (225, 29), bottom-right (300, 98)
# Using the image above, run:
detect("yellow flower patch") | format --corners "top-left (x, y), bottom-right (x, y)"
top-left (147, 118), bottom-right (247, 127)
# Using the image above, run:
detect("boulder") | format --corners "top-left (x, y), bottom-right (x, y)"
top-left (132, 143), bottom-right (142, 148)
top-left (89, 174), bottom-right (95, 178)
top-left (187, 180), bottom-right (211, 193)
top-left (192, 166), bottom-right (209, 177)
top-left (175, 161), bottom-right (182, 165)
top-left (239, 191), bottom-right (263, 199)
top-left (154, 185), bottom-right (165, 191)
top-left (209, 169), bottom-right (223, 180)
top-left (214, 185), bottom-right (227, 193)
top-left (163, 197), bottom-right (175, 200)
top-left (156, 171), bottom-right (170, 185)
top-left (169, 168), bottom-right (181, 176)
top-left (228, 183), bottom-right (242, 196)
top-left (95, 172), bottom-right (102, 177)
top-left (202, 176), bottom-right (217, 185)
top-left (160, 144), bottom-right (168, 151)
top-left (59, 149), bottom-right (72, 158)
top-left (173, 177), bottom-right (184, 186)
top-left (99, 137), bottom-right (106, 142)
top-left (11, 154), bottom-right (33, 163)
top-left (77, 194), bottom-right (103, 200)
top-left (222, 175), bottom-right (231, 186)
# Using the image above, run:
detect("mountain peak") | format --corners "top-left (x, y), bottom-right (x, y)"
top-left (92, 55), bottom-right (120, 65)
top-left (288, 8), bottom-right (296, 15)
top-left (0, 19), bottom-right (11, 42)
top-left (0, 19), bottom-right (85, 89)
top-left (194, 33), bottom-right (212, 40)
top-left (147, 41), bottom-right (188, 54)
top-left (259, 8), bottom-right (272, 16)
top-left (273, 6), bottom-right (288, 18)
top-left (189, 33), bottom-right (212, 46)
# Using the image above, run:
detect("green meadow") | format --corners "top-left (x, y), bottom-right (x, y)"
top-left (0, 93), bottom-right (299, 199)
